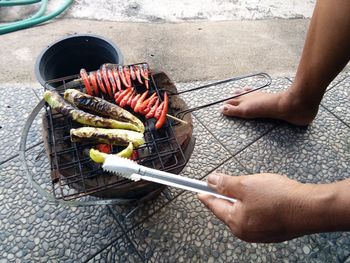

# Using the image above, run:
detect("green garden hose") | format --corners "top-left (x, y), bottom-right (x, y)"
top-left (0, 0), bottom-right (72, 34)
top-left (0, 0), bottom-right (48, 28)
top-left (0, 0), bottom-right (41, 6)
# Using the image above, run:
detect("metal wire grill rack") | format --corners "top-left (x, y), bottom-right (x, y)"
top-left (43, 63), bottom-right (187, 201)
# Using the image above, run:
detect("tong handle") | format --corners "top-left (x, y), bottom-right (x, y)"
top-left (173, 72), bottom-right (272, 119)
top-left (140, 166), bottom-right (237, 203)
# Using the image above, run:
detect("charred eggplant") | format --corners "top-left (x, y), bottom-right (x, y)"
top-left (43, 90), bottom-right (141, 132)
top-left (70, 127), bottom-right (145, 147)
top-left (64, 89), bottom-right (144, 133)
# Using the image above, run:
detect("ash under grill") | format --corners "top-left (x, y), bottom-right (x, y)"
top-left (42, 67), bottom-right (194, 202)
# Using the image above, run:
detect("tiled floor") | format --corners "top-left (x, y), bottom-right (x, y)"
top-left (0, 86), bottom-right (43, 164)
top-left (0, 74), bottom-right (349, 262)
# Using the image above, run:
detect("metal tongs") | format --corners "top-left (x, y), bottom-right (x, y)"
top-left (102, 155), bottom-right (236, 203)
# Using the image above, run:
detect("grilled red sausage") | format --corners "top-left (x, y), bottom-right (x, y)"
top-left (107, 69), bottom-right (117, 94)
top-left (131, 94), bottom-right (141, 109)
top-left (96, 70), bottom-right (107, 95)
top-left (89, 71), bottom-right (99, 95)
top-left (101, 64), bottom-right (113, 97)
top-left (134, 91), bottom-right (148, 113)
top-left (80, 69), bottom-right (93, 95)
top-left (120, 88), bottom-right (134, 108)
top-left (155, 92), bottom-right (168, 129)
top-left (146, 98), bottom-right (159, 119)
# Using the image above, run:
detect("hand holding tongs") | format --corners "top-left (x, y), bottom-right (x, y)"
top-left (102, 155), bottom-right (236, 203)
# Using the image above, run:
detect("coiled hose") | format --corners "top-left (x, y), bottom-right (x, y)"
top-left (0, 0), bottom-right (73, 35)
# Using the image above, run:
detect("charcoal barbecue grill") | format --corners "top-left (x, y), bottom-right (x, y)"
top-left (20, 64), bottom-right (271, 206)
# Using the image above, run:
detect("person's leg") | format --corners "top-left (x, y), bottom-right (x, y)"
top-left (222, 0), bottom-right (350, 126)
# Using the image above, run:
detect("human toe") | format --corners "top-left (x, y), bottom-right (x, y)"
top-left (220, 104), bottom-right (244, 117)
top-left (232, 86), bottom-right (252, 95)
top-left (224, 98), bottom-right (240, 106)
top-left (243, 86), bottom-right (252, 92)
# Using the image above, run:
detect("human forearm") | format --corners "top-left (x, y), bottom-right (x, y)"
top-left (305, 179), bottom-right (350, 233)
top-left (290, 0), bottom-right (350, 106)
top-left (270, 178), bottom-right (350, 239)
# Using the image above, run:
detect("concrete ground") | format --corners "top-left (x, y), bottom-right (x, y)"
top-left (1, 18), bottom-right (312, 85)
top-left (1, 2), bottom-right (350, 262)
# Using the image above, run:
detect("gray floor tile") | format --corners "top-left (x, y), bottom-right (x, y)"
top-left (0, 145), bottom-right (123, 262)
top-left (110, 186), bottom-right (183, 233)
top-left (326, 72), bottom-right (350, 90)
top-left (86, 234), bottom-right (143, 263)
top-left (235, 107), bottom-right (350, 183)
top-left (322, 76), bottom-right (350, 126)
top-left (0, 86), bottom-right (43, 163)
top-left (180, 116), bottom-right (232, 179)
top-left (110, 117), bottom-right (231, 231)
top-left (178, 77), bottom-right (290, 155)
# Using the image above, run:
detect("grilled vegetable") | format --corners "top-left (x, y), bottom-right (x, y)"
top-left (89, 142), bottom-right (133, 163)
top-left (64, 89), bottom-right (144, 133)
top-left (70, 127), bottom-right (145, 147)
top-left (96, 144), bottom-right (112, 153)
top-left (44, 90), bottom-right (140, 132)
top-left (115, 141), bottom-right (134, 157)
top-left (89, 149), bottom-right (107, 164)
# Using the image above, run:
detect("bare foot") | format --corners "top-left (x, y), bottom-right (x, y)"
top-left (220, 88), bottom-right (319, 126)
